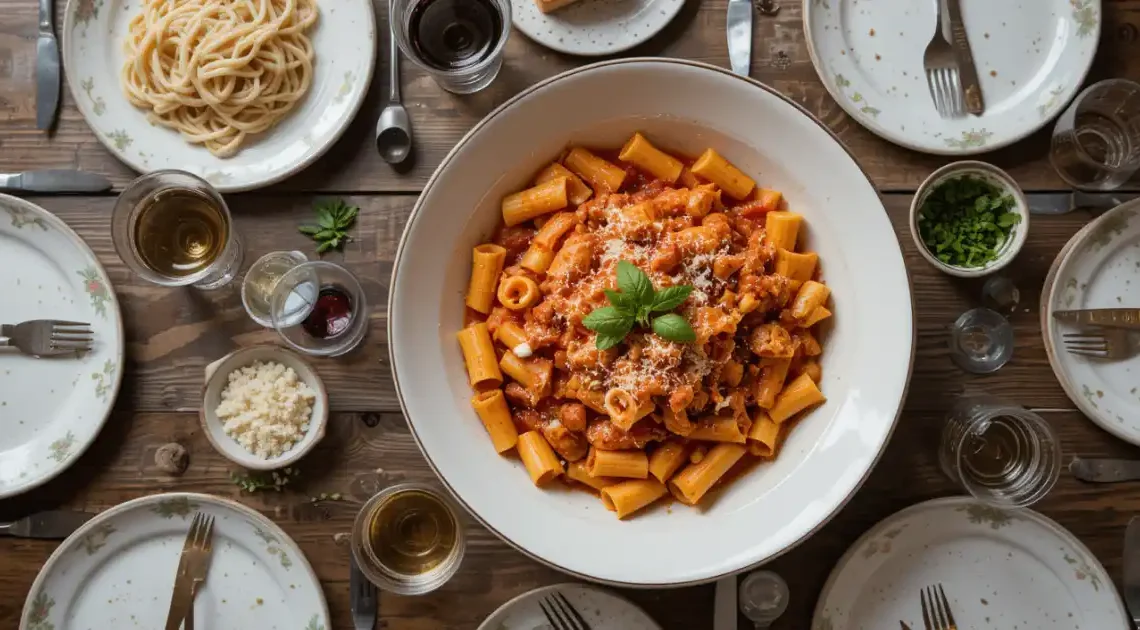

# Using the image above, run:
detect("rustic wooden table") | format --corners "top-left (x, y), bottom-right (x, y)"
top-left (3, 1), bottom-right (1140, 628)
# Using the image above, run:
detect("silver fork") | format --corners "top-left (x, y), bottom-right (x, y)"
top-left (0, 320), bottom-right (93, 357)
top-left (350, 556), bottom-right (377, 630)
top-left (1063, 327), bottom-right (1139, 360)
top-left (922, 0), bottom-right (965, 118)
top-left (919, 584), bottom-right (958, 630)
top-left (539, 592), bottom-right (592, 630)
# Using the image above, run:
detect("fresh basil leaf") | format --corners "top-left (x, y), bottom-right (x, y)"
top-left (298, 225), bottom-right (321, 235)
top-left (652, 313), bottom-right (696, 343)
top-left (318, 209), bottom-right (336, 229)
top-left (616, 261), bottom-right (654, 305)
top-left (594, 332), bottom-right (625, 350)
top-left (650, 285), bottom-right (694, 312)
top-left (316, 240), bottom-right (333, 253)
top-left (605, 290), bottom-right (638, 316)
top-left (582, 307), bottom-right (633, 337)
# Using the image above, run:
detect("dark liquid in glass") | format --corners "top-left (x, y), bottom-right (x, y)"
top-left (302, 286), bottom-right (353, 339)
top-left (407, 0), bottom-right (503, 71)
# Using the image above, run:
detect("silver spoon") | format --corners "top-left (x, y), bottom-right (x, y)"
top-left (739, 570), bottom-right (790, 628)
top-left (376, 32), bottom-right (412, 164)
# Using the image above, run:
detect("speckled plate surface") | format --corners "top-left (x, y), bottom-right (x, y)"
top-left (20, 493), bottom-right (330, 630)
top-left (0, 195), bottom-right (123, 500)
top-left (61, 0), bottom-right (376, 191)
top-left (803, 0), bottom-right (1100, 155)
top-left (477, 583), bottom-right (662, 630)
top-left (511, 0), bottom-right (684, 56)
top-left (813, 497), bottom-right (1127, 630)
top-left (1044, 199), bottom-right (1140, 446)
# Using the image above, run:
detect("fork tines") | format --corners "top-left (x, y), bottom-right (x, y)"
top-left (927, 67), bottom-right (964, 118)
top-left (50, 321), bottom-right (94, 351)
top-left (539, 592), bottom-right (592, 630)
top-left (1062, 332), bottom-right (1110, 358)
top-left (920, 584), bottom-right (958, 630)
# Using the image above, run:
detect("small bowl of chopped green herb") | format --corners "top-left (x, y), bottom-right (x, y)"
top-left (910, 161), bottom-right (1029, 278)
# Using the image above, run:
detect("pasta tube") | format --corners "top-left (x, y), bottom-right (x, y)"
top-left (518, 431), bottom-right (563, 486)
top-left (470, 390), bottom-right (519, 453)
top-left (535, 163), bottom-right (594, 206)
top-left (668, 443), bottom-right (747, 505)
top-left (564, 147), bottom-right (626, 194)
top-left (648, 440), bottom-right (690, 483)
top-left (456, 323), bottom-right (502, 389)
top-left (566, 460), bottom-right (618, 491)
top-left (586, 447), bottom-right (648, 479)
top-left (618, 132), bottom-right (683, 184)
top-left (768, 373), bottom-right (826, 423)
top-left (601, 479), bottom-right (668, 519)
top-left (691, 148), bottom-right (755, 200)
top-left (464, 244), bottom-right (506, 314)
top-left (502, 177), bottom-right (569, 226)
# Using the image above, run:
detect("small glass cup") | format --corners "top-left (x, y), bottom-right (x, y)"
top-left (111, 170), bottom-right (243, 290)
top-left (739, 570), bottom-right (790, 628)
top-left (351, 482), bottom-right (466, 595)
top-left (390, 0), bottom-right (511, 94)
top-left (939, 395), bottom-right (1061, 508)
top-left (1050, 79), bottom-right (1140, 190)
top-left (241, 251), bottom-right (308, 327)
top-left (948, 307), bottom-right (1014, 374)
top-left (269, 261), bottom-right (368, 357)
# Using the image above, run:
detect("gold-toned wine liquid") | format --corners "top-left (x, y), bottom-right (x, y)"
top-left (366, 490), bottom-right (458, 576)
top-left (133, 189), bottom-right (227, 277)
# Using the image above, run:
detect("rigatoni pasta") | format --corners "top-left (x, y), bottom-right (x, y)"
top-left (458, 132), bottom-right (832, 519)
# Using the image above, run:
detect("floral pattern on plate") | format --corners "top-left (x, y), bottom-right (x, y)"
top-left (20, 493), bottom-right (329, 630)
top-left (804, 0), bottom-right (1100, 155)
top-left (814, 497), bottom-right (1128, 629)
top-left (0, 195), bottom-right (123, 500)
top-left (477, 583), bottom-right (661, 630)
top-left (510, 0), bottom-right (684, 57)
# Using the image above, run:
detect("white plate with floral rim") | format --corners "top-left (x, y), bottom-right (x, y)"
top-left (0, 195), bottom-right (123, 500)
top-left (813, 497), bottom-right (1127, 630)
top-left (20, 492), bottom-right (330, 630)
top-left (511, 0), bottom-right (685, 56)
top-left (60, 0), bottom-right (376, 192)
top-left (803, 0), bottom-right (1100, 155)
top-left (477, 583), bottom-right (662, 630)
top-left (1043, 199), bottom-right (1140, 446)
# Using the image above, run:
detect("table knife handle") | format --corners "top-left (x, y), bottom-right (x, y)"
top-left (38, 0), bottom-right (52, 33)
top-left (1070, 458), bottom-right (1140, 482)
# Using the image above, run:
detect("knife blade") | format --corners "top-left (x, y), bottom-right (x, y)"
top-left (726, 0), bottom-right (752, 77)
top-left (35, 0), bottom-right (60, 131)
top-left (1123, 517), bottom-right (1140, 623)
top-left (944, 0), bottom-right (984, 115)
top-left (1070, 457), bottom-right (1140, 483)
top-left (713, 576), bottom-right (736, 630)
top-left (0, 170), bottom-right (113, 194)
top-left (1053, 309), bottom-right (1140, 329)
top-left (0, 510), bottom-right (94, 538)
top-left (1027, 191), bottom-right (1140, 215)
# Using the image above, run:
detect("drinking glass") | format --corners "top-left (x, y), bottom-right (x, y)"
top-left (948, 307), bottom-right (1013, 374)
top-left (390, 0), bottom-right (511, 94)
top-left (269, 261), bottom-right (369, 356)
top-left (111, 170), bottom-right (243, 290)
top-left (939, 395), bottom-right (1060, 508)
top-left (241, 250), bottom-right (308, 327)
top-left (1050, 79), bottom-right (1140, 190)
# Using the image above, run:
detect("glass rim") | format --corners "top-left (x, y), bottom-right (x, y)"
top-left (390, 0), bottom-right (512, 79)
top-left (240, 250), bottom-right (309, 327)
top-left (946, 405), bottom-right (1061, 509)
top-left (112, 170), bottom-right (238, 287)
top-left (268, 260), bottom-right (369, 356)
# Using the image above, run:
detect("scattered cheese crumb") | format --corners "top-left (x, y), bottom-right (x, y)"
top-left (215, 361), bottom-right (316, 459)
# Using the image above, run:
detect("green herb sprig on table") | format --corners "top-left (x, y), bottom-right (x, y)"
top-left (298, 199), bottom-right (359, 254)
top-left (231, 467), bottom-right (299, 493)
top-left (917, 176), bottom-right (1022, 268)
top-left (582, 260), bottom-right (696, 350)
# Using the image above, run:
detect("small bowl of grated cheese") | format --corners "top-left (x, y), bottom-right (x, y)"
top-left (201, 345), bottom-right (329, 470)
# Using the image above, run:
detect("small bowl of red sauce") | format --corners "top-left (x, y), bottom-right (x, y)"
top-left (269, 260), bottom-right (370, 357)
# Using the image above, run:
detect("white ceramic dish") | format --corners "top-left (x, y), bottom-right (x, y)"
top-left (388, 58), bottom-right (914, 586)
top-left (1043, 199), bottom-right (1140, 446)
top-left (478, 583), bottom-right (662, 630)
top-left (803, 0), bottom-right (1100, 155)
top-left (201, 345), bottom-right (328, 470)
top-left (0, 195), bottom-right (124, 499)
top-left (511, 0), bottom-right (685, 56)
top-left (813, 496), bottom-right (1128, 630)
top-left (909, 161), bottom-right (1029, 278)
top-left (61, 0), bottom-right (376, 192)
top-left (20, 492), bottom-right (330, 630)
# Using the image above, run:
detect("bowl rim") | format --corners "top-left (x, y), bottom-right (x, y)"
top-left (199, 344), bottom-right (329, 471)
top-left (908, 160), bottom-right (1030, 279)
top-left (387, 57), bottom-right (916, 587)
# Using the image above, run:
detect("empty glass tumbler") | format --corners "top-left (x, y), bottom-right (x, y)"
top-left (1050, 79), bottom-right (1140, 190)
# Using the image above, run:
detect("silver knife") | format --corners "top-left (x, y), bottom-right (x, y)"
top-left (944, 0), bottom-right (984, 115)
top-left (713, 576), bottom-right (736, 630)
top-left (1027, 191), bottom-right (1140, 215)
top-left (726, 0), bottom-right (752, 77)
top-left (1124, 517), bottom-right (1140, 625)
top-left (0, 510), bottom-right (94, 538)
top-left (35, 0), bottom-right (60, 131)
top-left (1053, 309), bottom-right (1140, 329)
top-left (1070, 457), bottom-right (1140, 483)
top-left (0, 170), bottom-right (112, 194)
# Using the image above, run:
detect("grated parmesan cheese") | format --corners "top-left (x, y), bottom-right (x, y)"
top-left (215, 361), bottom-right (316, 460)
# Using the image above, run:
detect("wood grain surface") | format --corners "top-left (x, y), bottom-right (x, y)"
top-left (2, 0), bottom-right (1139, 627)
top-left (0, 1), bottom-right (1138, 192)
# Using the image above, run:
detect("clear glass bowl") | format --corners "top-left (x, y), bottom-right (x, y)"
top-left (269, 261), bottom-right (368, 357)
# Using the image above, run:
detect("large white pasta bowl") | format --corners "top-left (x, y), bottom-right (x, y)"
top-left (388, 59), bottom-right (914, 586)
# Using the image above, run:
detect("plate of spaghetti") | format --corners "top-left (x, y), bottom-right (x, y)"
top-left (62, 0), bottom-right (375, 191)
top-left (389, 58), bottom-right (914, 586)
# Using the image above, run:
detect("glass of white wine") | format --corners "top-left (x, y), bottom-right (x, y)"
top-left (111, 170), bottom-right (243, 290)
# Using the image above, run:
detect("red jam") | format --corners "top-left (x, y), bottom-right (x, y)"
top-left (302, 287), bottom-right (353, 339)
